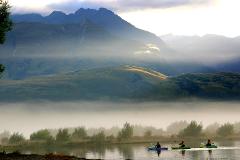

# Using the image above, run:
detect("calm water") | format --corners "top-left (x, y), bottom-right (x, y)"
top-left (19, 141), bottom-right (240, 160)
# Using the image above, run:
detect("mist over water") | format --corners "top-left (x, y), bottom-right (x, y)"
top-left (0, 101), bottom-right (240, 137)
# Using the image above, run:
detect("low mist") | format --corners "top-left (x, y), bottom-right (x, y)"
top-left (0, 101), bottom-right (240, 137)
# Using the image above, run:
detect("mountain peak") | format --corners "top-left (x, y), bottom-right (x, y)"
top-left (48, 11), bottom-right (66, 17)
top-left (98, 8), bottom-right (114, 14)
top-left (75, 8), bottom-right (98, 15)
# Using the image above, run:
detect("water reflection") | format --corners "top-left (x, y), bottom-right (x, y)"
top-left (181, 150), bottom-right (185, 157)
top-left (118, 144), bottom-right (134, 159)
top-left (14, 141), bottom-right (240, 160)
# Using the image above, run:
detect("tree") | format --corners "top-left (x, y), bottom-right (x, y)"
top-left (0, 64), bottom-right (5, 73)
top-left (56, 129), bottom-right (70, 142)
top-left (30, 129), bottom-right (53, 141)
top-left (0, 0), bottom-right (12, 44)
top-left (91, 131), bottom-right (106, 144)
top-left (217, 123), bottom-right (234, 137)
top-left (118, 122), bottom-right (133, 140)
top-left (0, 0), bottom-right (12, 75)
top-left (8, 133), bottom-right (25, 144)
top-left (179, 121), bottom-right (202, 137)
top-left (71, 127), bottom-right (87, 140)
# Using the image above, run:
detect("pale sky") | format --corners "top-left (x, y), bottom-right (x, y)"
top-left (8, 0), bottom-right (240, 37)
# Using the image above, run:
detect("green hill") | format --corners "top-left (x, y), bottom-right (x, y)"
top-left (0, 66), bottom-right (239, 102)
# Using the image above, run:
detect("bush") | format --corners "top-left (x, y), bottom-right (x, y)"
top-left (118, 122), bottom-right (133, 140)
top-left (217, 123), bottom-right (234, 137)
top-left (56, 129), bottom-right (70, 142)
top-left (30, 129), bottom-right (53, 141)
top-left (179, 121), bottom-right (202, 137)
top-left (71, 127), bottom-right (87, 140)
top-left (8, 133), bottom-right (25, 144)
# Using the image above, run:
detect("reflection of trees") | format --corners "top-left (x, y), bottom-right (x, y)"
top-left (117, 144), bottom-right (134, 159)
top-left (88, 144), bottom-right (106, 158)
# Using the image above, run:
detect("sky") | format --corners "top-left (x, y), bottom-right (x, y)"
top-left (8, 0), bottom-right (240, 37)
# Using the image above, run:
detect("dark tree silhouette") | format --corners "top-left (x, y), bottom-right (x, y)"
top-left (0, 64), bottom-right (4, 73)
top-left (179, 121), bottom-right (202, 137)
top-left (0, 0), bottom-right (12, 44)
top-left (0, 0), bottom-right (12, 74)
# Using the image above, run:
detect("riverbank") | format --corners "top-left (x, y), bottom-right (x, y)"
top-left (0, 152), bottom-right (99, 160)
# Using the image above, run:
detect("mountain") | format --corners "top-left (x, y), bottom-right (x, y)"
top-left (2, 8), bottom-right (240, 80)
top-left (0, 21), bottom-right (142, 58)
top-left (11, 8), bottom-right (166, 46)
top-left (161, 34), bottom-right (240, 64)
top-left (0, 66), bottom-right (239, 102)
top-left (0, 8), bottom-right (175, 79)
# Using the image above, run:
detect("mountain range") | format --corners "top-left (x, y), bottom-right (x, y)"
top-left (0, 8), bottom-right (239, 81)
top-left (161, 34), bottom-right (240, 64)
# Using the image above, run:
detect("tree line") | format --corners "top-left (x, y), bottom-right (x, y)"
top-left (0, 121), bottom-right (238, 145)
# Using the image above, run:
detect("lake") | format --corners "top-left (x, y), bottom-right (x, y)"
top-left (19, 140), bottom-right (240, 160)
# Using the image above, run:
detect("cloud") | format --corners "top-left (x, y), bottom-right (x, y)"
top-left (47, 0), bottom-right (214, 13)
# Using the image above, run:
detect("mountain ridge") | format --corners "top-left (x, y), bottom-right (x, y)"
top-left (0, 66), bottom-right (239, 102)
top-left (11, 8), bottom-right (166, 46)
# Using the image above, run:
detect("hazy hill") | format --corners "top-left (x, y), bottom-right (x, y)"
top-left (161, 34), bottom-right (240, 64)
top-left (0, 66), bottom-right (239, 102)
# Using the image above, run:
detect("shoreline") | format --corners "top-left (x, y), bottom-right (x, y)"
top-left (0, 152), bottom-right (97, 160)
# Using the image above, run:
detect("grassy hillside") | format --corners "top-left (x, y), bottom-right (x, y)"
top-left (0, 66), bottom-right (239, 102)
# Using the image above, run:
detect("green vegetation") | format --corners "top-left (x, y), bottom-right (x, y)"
top-left (8, 133), bottom-right (25, 145)
top-left (217, 123), bottom-right (234, 137)
top-left (30, 129), bottom-right (53, 141)
top-left (118, 123), bottom-right (133, 140)
top-left (1, 121), bottom-right (240, 147)
top-left (56, 129), bottom-right (70, 142)
top-left (179, 121), bottom-right (203, 137)
top-left (71, 127), bottom-right (87, 140)
top-left (0, 66), bottom-right (240, 101)
top-left (91, 131), bottom-right (106, 144)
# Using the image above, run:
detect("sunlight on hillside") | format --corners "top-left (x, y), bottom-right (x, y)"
top-left (124, 66), bottom-right (167, 80)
